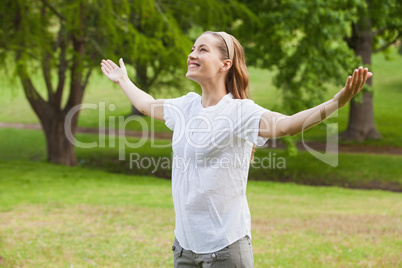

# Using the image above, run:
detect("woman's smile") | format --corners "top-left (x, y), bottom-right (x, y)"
top-left (188, 62), bottom-right (200, 69)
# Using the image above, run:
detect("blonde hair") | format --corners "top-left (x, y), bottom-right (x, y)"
top-left (203, 31), bottom-right (257, 162)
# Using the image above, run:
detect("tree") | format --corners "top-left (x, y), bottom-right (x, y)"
top-left (342, 0), bottom-right (402, 141)
top-left (1, 0), bottom-right (97, 165)
top-left (236, 0), bottom-right (402, 142)
top-left (126, 0), bottom-right (255, 115)
top-left (0, 0), bottom-right (254, 165)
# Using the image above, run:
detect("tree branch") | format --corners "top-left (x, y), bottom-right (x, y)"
top-left (16, 52), bottom-right (48, 120)
top-left (64, 1), bottom-right (86, 113)
top-left (13, 2), bottom-right (48, 120)
top-left (64, 37), bottom-right (85, 113)
top-left (41, 4), bottom-right (54, 104)
top-left (82, 68), bottom-right (92, 90)
top-left (39, 0), bottom-right (66, 21)
top-left (42, 52), bottom-right (54, 102)
top-left (373, 27), bottom-right (386, 36)
top-left (373, 34), bottom-right (401, 53)
top-left (90, 38), bottom-right (107, 58)
top-left (55, 24), bottom-right (68, 108)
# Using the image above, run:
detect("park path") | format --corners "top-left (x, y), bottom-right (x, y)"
top-left (1, 122), bottom-right (402, 155)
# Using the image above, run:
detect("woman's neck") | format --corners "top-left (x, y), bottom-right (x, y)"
top-left (198, 77), bottom-right (227, 108)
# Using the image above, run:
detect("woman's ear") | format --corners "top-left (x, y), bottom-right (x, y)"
top-left (221, 60), bottom-right (233, 72)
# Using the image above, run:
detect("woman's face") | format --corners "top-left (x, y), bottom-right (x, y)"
top-left (186, 33), bottom-right (227, 83)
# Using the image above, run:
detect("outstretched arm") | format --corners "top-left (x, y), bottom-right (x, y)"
top-left (100, 58), bottom-right (165, 121)
top-left (259, 66), bottom-right (372, 138)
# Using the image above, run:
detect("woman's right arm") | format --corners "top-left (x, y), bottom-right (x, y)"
top-left (100, 58), bottom-right (165, 121)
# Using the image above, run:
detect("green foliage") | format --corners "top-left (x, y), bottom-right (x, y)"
top-left (235, 0), bottom-right (402, 114)
top-left (280, 135), bottom-right (298, 156)
top-left (370, 0), bottom-right (402, 52)
top-left (0, 0), bottom-right (257, 104)
top-left (236, 0), bottom-right (359, 113)
top-left (118, 0), bottom-right (257, 92)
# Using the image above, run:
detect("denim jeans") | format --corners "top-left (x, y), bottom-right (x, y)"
top-left (172, 236), bottom-right (254, 268)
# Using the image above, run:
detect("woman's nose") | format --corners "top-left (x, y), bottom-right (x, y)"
top-left (188, 51), bottom-right (197, 60)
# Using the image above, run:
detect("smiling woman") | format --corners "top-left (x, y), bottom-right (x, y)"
top-left (100, 31), bottom-right (371, 268)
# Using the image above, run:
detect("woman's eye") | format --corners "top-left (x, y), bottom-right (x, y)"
top-left (190, 48), bottom-right (207, 53)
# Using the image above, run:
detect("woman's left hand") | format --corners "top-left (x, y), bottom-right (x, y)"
top-left (333, 66), bottom-right (373, 108)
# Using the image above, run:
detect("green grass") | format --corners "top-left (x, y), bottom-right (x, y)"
top-left (0, 160), bottom-right (174, 267)
top-left (1, 48), bottom-right (401, 146)
top-left (0, 160), bottom-right (401, 267)
top-left (1, 128), bottom-right (401, 191)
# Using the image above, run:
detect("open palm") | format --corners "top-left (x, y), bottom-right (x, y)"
top-left (333, 66), bottom-right (373, 108)
top-left (100, 58), bottom-right (127, 84)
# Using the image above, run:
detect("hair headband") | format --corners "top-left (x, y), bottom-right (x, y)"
top-left (215, 31), bottom-right (234, 61)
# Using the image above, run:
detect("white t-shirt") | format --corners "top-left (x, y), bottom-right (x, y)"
top-left (163, 91), bottom-right (269, 254)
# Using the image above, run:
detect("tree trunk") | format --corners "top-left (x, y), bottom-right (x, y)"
top-left (341, 10), bottom-right (382, 141)
top-left (16, 68), bottom-right (79, 166)
top-left (42, 117), bottom-right (77, 166)
top-left (342, 91), bottom-right (381, 141)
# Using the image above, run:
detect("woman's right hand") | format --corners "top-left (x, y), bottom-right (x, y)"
top-left (100, 58), bottom-right (128, 84)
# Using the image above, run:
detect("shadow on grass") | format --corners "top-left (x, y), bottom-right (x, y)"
top-left (79, 151), bottom-right (402, 193)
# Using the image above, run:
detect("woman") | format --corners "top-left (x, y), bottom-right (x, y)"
top-left (100, 31), bottom-right (371, 267)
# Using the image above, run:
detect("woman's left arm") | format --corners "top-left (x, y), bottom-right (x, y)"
top-left (259, 66), bottom-right (372, 139)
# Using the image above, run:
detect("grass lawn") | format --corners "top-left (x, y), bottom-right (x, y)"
top-left (0, 160), bottom-right (401, 267)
